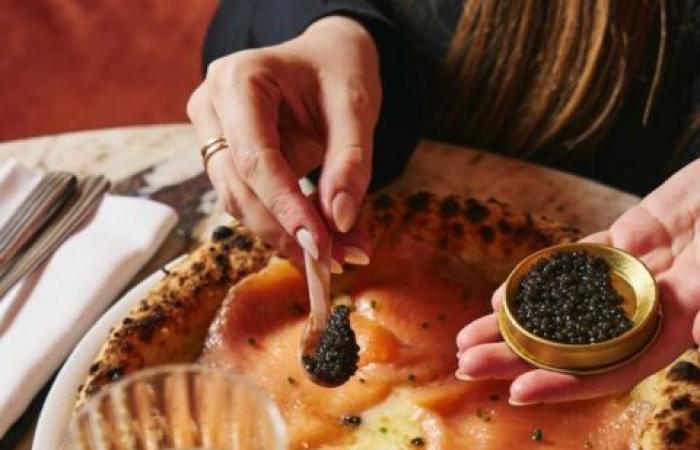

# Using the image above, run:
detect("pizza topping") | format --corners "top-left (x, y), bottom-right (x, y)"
top-left (292, 302), bottom-right (306, 315)
top-left (514, 250), bottom-right (632, 344)
top-left (410, 436), bottom-right (425, 446)
top-left (342, 415), bottom-right (362, 427)
top-left (302, 305), bottom-right (359, 386)
top-left (476, 407), bottom-right (492, 422)
top-left (531, 428), bottom-right (544, 441)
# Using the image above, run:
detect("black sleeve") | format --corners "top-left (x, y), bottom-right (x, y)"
top-left (670, 1), bottom-right (700, 169)
top-left (202, 0), bottom-right (423, 190)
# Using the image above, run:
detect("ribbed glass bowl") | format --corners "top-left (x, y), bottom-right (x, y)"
top-left (61, 364), bottom-right (287, 450)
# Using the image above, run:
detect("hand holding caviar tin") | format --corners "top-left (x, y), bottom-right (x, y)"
top-left (498, 243), bottom-right (662, 374)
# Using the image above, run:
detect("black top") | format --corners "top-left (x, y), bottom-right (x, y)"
top-left (202, 0), bottom-right (700, 196)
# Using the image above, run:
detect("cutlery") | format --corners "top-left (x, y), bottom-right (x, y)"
top-left (299, 237), bottom-right (333, 386)
top-left (0, 172), bottom-right (77, 271)
top-left (0, 175), bottom-right (111, 299)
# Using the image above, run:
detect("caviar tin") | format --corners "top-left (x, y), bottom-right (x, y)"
top-left (498, 243), bottom-right (662, 374)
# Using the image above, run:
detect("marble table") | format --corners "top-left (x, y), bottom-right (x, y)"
top-left (0, 123), bottom-right (639, 449)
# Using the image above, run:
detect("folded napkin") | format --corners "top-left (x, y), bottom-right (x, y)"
top-left (0, 160), bottom-right (178, 437)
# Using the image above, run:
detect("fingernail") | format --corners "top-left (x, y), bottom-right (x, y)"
top-left (344, 246), bottom-right (370, 265)
top-left (508, 398), bottom-right (534, 406)
top-left (296, 228), bottom-right (318, 260)
top-left (454, 371), bottom-right (474, 381)
top-left (331, 258), bottom-right (344, 274)
top-left (332, 191), bottom-right (357, 233)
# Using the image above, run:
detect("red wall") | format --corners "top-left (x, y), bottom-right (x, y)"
top-left (0, 0), bottom-right (217, 141)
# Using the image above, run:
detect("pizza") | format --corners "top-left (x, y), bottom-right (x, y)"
top-left (77, 192), bottom-right (700, 449)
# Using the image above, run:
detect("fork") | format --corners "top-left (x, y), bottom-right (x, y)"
top-left (0, 175), bottom-right (111, 299)
top-left (0, 172), bottom-right (77, 271)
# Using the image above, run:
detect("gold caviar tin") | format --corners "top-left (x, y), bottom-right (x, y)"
top-left (498, 243), bottom-right (662, 375)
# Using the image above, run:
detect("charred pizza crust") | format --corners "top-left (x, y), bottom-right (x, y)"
top-left (633, 349), bottom-right (700, 449)
top-left (76, 191), bottom-right (699, 449)
top-left (75, 222), bottom-right (273, 407)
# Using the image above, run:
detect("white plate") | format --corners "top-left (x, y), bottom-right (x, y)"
top-left (33, 256), bottom-right (183, 449)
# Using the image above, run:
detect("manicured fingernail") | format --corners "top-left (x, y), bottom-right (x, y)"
top-left (332, 191), bottom-right (357, 233)
top-left (331, 258), bottom-right (343, 274)
top-left (295, 228), bottom-right (318, 260)
top-left (508, 398), bottom-right (534, 406)
top-left (454, 371), bottom-right (474, 381)
top-left (343, 246), bottom-right (369, 265)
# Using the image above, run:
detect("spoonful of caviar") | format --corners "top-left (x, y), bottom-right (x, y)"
top-left (514, 250), bottom-right (633, 344)
top-left (299, 244), bottom-right (359, 387)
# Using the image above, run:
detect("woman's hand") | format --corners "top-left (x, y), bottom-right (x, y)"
top-left (187, 16), bottom-right (381, 264)
top-left (456, 158), bottom-right (700, 404)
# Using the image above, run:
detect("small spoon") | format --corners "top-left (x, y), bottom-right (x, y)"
top-left (299, 241), bottom-right (339, 387)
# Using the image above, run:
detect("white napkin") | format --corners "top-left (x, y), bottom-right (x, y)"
top-left (0, 160), bottom-right (178, 437)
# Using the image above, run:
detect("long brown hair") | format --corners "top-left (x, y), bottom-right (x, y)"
top-left (426, 0), bottom-right (666, 159)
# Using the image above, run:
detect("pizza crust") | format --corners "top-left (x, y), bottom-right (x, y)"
top-left (633, 349), bottom-right (700, 449)
top-left (75, 222), bottom-right (272, 408)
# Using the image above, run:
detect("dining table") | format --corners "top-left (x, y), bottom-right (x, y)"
top-left (0, 123), bottom-right (639, 449)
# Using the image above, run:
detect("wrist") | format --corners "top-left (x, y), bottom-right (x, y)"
top-left (306, 15), bottom-right (371, 38)
top-left (303, 15), bottom-right (378, 56)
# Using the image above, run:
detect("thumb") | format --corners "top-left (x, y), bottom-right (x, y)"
top-left (317, 76), bottom-right (377, 233)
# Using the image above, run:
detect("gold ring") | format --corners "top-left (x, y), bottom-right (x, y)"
top-left (200, 137), bottom-right (229, 169)
top-left (200, 137), bottom-right (228, 158)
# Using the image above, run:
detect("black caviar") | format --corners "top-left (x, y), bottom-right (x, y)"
top-left (514, 250), bottom-right (632, 344)
top-left (410, 436), bottom-right (425, 446)
top-left (302, 305), bottom-right (359, 386)
top-left (342, 415), bottom-right (362, 427)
